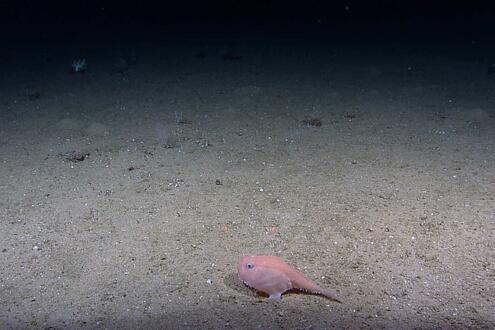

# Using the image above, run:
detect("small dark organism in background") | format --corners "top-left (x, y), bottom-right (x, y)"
top-left (61, 150), bottom-right (90, 162)
top-left (302, 116), bottom-right (322, 127)
top-left (344, 113), bottom-right (356, 120)
top-left (433, 112), bottom-right (447, 121)
top-left (215, 179), bottom-right (222, 185)
top-left (28, 91), bottom-right (42, 101)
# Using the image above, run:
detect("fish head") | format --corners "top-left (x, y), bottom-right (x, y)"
top-left (238, 255), bottom-right (292, 298)
top-left (238, 255), bottom-right (260, 287)
top-left (238, 256), bottom-right (287, 287)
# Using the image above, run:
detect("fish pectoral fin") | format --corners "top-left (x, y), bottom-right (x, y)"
top-left (268, 292), bottom-right (282, 300)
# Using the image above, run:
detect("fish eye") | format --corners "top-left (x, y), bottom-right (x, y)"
top-left (246, 262), bottom-right (254, 269)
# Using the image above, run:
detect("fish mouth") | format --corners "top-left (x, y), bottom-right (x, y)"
top-left (242, 281), bottom-right (253, 289)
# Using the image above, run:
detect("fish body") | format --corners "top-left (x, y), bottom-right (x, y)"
top-left (238, 255), bottom-right (341, 302)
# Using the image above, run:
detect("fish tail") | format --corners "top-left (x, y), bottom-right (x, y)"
top-left (320, 288), bottom-right (342, 303)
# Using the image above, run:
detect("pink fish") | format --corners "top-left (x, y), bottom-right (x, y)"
top-left (238, 255), bottom-right (341, 302)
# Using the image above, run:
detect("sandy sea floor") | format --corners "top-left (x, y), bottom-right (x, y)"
top-left (0, 31), bottom-right (494, 329)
